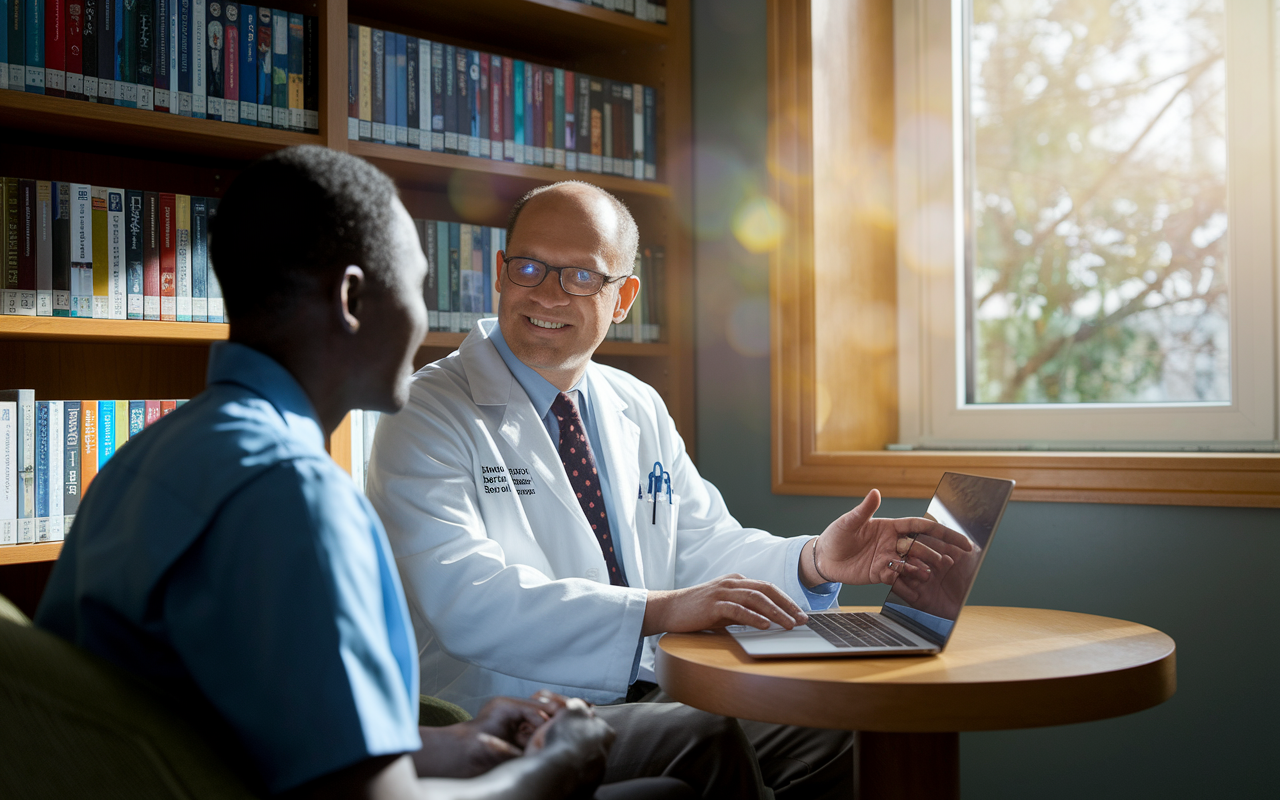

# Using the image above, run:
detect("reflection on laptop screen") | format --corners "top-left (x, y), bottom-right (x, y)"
top-left (881, 473), bottom-right (1014, 645)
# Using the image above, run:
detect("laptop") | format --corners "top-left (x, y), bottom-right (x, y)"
top-left (727, 472), bottom-right (1015, 658)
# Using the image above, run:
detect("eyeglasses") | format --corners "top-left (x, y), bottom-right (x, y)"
top-left (503, 255), bottom-right (629, 297)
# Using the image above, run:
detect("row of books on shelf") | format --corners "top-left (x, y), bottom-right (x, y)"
top-left (1, 178), bottom-right (224, 322)
top-left (0, 390), bottom-right (188, 546)
top-left (419, 217), bottom-right (663, 343)
top-left (347, 27), bottom-right (658, 182)
top-left (570, 0), bottom-right (667, 24)
top-left (1, 0), bottom-right (320, 133)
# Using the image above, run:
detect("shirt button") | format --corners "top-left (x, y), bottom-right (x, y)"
top-left (586, 568), bottom-right (600, 580)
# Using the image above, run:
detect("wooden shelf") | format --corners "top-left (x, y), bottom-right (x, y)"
top-left (0, 90), bottom-right (321, 161)
top-left (0, 316), bottom-right (229, 345)
top-left (351, 0), bottom-right (668, 63)
top-left (0, 542), bottom-right (63, 566)
top-left (351, 141), bottom-right (671, 201)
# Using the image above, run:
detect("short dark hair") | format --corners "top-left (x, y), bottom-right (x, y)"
top-left (210, 146), bottom-right (399, 321)
top-left (505, 181), bottom-right (639, 275)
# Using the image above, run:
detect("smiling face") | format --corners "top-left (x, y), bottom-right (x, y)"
top-left (496, 186), bottom-right (639, 391)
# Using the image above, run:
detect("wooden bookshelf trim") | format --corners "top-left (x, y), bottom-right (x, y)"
top-left (0, 317), bottom-right (231, 344)
top-left (766, 0), bottom-right (1280, 508)
top-left (0, 543), bottom-right (63, 567)
top-left (0, 91), bottom-right (321, 161)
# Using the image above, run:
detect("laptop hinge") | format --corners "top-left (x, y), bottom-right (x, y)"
top-left (879, 605), bottom-right (949, 648)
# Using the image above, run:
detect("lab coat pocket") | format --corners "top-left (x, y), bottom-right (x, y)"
top-left (636, 491), bottom-right (680, 590)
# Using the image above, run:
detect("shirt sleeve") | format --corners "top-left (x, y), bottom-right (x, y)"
top-left (162, 459), bottom-right (421, 794)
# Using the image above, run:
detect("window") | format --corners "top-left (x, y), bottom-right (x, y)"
top-left (766, 0), bottom-right (1280, 506)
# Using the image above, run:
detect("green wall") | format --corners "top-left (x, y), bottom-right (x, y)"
top-left (689, 1), bottom-right (1279, 795)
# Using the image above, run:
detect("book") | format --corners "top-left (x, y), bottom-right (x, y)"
top-left (576, 74), bottom-right (590, 173)
top-left (144, 399), bottom-right (159, 426)
top-left (1, 177), bottom-right (17, 316)
top-left (531, 65), bottom-right (544, 166)
top-left (456, 46), bottom-right (470, 155)
top-left (12, 179), bottom-right (35, 317)
top-left (237, 3), bottom-right (255, 124)
top-left (167, 0), bottom-right (178, 113)
top-left (45, 0), bottom-right (64, 97)
top-left (47, 399), bottom-right (63, 541)
top-left (98, 0), bottom-right (115, 103)
top-left (125, 189), bottom-right (142, 319)
top-left (203, 0), bottom-right (221, 119)
top-left (113, 398), bottom-right (128, 459)
top-left (6, 390), bottom-right (35, 543)
top-left (421, 219), bottom-right (436, 330)
top-left (128, 399), bottom-right (144, 436)
top-left (153, 0), bottom-right (168, 110)
top-left (69, 182), bottom-right (91, 317)
top-left (382, 28), bottom-right (395, 145)
top-left (190, 195), bottom-right (206, 321)
top-left (394, 32), bottom-right (407, 146)
top-left (644, 85), bottom-right (656, 180)
top-left (61, 400), bottom-right (78, 533)
top-left (435, 220), bottom-right (448, 330)
top-left (191, 0), bottom-right (205, 117)
top-left (467, 49), bottom-right (479, 158)
top-left (356, 24), bottom-right (370, 141)
top-left (83, 0), bottom-right (96, 100)
top-left (78, 396), bottom-right (96, 496)
top-left (565, 69), bottom-right (576, 171)
top-left (511, 58), bottom-right (522, 163)
top-left (176, 0), bottom-right (190, 114)
top-left (116, 0), bottom-right (136, 107)
top-left (429, 40), bottom-right (443, 151)
top-left (143, 190), bottom-right (158, 320)
top-left (135, 0), bottom-right (152, 108)
top-left (96, 399), bottom-right (114, 469)
top-left (160, 399), bottom-right (175, 416)
top-left (25, 0), bottom-right (44, 94)
top-left (1, 0), bottom-right (10, 92)
top-left (286, 10), bottom-right (301, 130)
top-left (159, 191), bottom-right (174, 320)
top-left (346, 22), bottom-right (357, 139)
top-left (90, 185), bottom-right (108, 318)
top-left (475, 49), bottom-right (487, 158)
top-left (448, 221), bottom-right (460, 332)
top-left (34, 401), bottom-right (48, 541)
top-left (254, 5), bottom-right (268, 123)
top-left (369, 27), bottom-right (383, 142)
top-left (553, 68), bottom-right (565, 169)
top-left (52, 181), bottom-right (69, 316)
top-left (0, 397), bottom-right (14, 547)
top-left (107, 187), bottom-right (124, 320)
top-left (405, 35), bottom-right (418, 147)
top-left (489, 54), bottom-right (502, 161)
top-left (270, 7), bottom-right (285, 128)
top-left (174, 193), bottom-right (190, 321)
top-left (206, 197), bottom-right (222, 321)
top-left (223, 2), bottom-right (240, 123)
top-left (544, 67), bottom-right (555, 167)
top-left (66, 0), bottom-right (83, 100)
top-left (35, 180), bottom-right (52, 316)
top-left (441, 43), bottom-right (455, 153)
top-left (523, 62), bottom-right (534, 165)
top-left (302, 13), bottom-right (316, 132)
top-left (418, 38), bottom-right (430, 151)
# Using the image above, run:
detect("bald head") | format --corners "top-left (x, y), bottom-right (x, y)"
top-left (506, 181), bottom-right (639, 275)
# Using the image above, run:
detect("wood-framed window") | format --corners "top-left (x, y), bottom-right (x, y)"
top-left (767, 0), bottom-right (1280, 507)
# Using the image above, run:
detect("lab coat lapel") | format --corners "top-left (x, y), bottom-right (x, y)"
top-left (588, 367), bottom-right (644, 587)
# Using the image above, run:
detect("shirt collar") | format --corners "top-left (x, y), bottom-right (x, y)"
top-left (206, 341), bottom-right (327, 451)
top-left (487, 322), bottom-right (588, 419)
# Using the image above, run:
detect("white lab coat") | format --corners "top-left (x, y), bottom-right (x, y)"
top-left (367, 320), bottom-right (822, 713)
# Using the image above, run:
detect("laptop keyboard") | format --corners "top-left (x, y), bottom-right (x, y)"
top-left (805, 613), bottom-right (916, 649)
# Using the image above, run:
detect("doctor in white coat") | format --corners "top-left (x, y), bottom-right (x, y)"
top-left (368, 181), bottom-right (951, 800)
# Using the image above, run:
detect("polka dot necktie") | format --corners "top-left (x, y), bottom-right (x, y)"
top-left (551, 392), bottom-right (627, 587)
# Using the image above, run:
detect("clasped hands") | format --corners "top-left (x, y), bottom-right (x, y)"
top-left (642, 489), bottom-right (976, 635)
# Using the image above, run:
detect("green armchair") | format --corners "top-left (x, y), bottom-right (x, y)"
top-left (0, 593), bottom-right (469, 799)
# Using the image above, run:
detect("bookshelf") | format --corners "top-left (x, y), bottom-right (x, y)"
top-left (0, 0), bottom-right (694, 590)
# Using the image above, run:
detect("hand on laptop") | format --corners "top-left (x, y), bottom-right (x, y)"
top-left (804, 490), bottom-right (974, 587)
top-left (888, 531), bottom-right (982, 620)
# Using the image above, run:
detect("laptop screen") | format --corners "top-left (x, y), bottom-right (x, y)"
top-left (880, 472), bottom-right (1015, 646)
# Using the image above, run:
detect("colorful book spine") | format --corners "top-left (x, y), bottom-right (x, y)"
top-left (270, 7), bottom-right (285, 128)
top-left (429, 40), bottom-right (442, 151)
top-left (418, 37), bottom-right (431, 150)
top-left (564, 70), bottom-right (576, 171)
top-left (476, 50), bottom-right (488, 159)
top-left (24, 0), bottom-right (43, 93)
top-left (206, 196), bottom-right (222, 322)
top-left (455, 47), bottom-right (469, 155)
top-left (190, 194), bottom-right (206, 321)
top-left (397, 33), bottom-right (410, 147)
top-left (96, 399), bottom-right (114, 468)
top-left (159, 191), bottom-right (174, 320)
top-left (510, 58), bottom-right (521, 163)
top-left (238, 3), bottom-right (255, 124)
top-left (286, 10), bottom-right (301, 130)
top-left (128, 399), bottom-right (144, 436)
top-left (107, 186), bottom-right (125, 320)
top-left (554, 68), bottom-right (565, 169)
top-left (79, 398), bottom-right (96, 495)
top-left (0, 395), bottom-right (12, 546)
top-left (11, 179), bottom-right (35, 317)
top-left (97, 0), bottom-right (114, 103)
top-left (441, 43), bottom-right (455, 153)
top-left (82, 0), bottom-right (97, 100)
top-left (45, 0), bottom-right (64, 96)
top-left (14, 390), bottom-right (34, 543)
top-left (543, 67), bottom-right (554, 167)
top-left (346, 23), bottom-right (357, 139)
top-left (125, 189), bottom-right (143, 320)
top-left (135, 0), bottom-right (152, 108)
top-left (6, 0), bottom-right (21, 91)
top-left (35, 180), bottom-right (52, 316)
top-left (69, 182), bottom-right (90, 317)
top-left (302, 12), bottom-right (316, 132)
top-left (174, 192), bottom-right (190, 321)
top-left (356, 24), bottom-right (370, 141)
top-left (65, 0), bottom-right (83, 100)
top-left (191, 0), bottom-right (205, 117)
top-left (152, 0), bottom-right (168, 110)
top-left (176, 0), bottom-right (190, 114)
top-left (143, 190), bottom-right (159, 320)
top-left (254, 5), bottom-right (268, 123)
top-left (405, 35), bottom-right (418, 147)
top-left (381, 28), bottom-right (394, 145)
top-left (467, 49), bottom-right (479, 158)
top-left (223, 2), bottom-right (240, 123)
top-left (202, 0), bottom-right (222, 120)
top-left (61, 400), bottom-right (78, 533)
top-left (47, 399), bottom-right (62, 541)
top-left (116, 0), bottom-right (135, 107)
top-left (34, 401), bottom-right (49, 542)
top-left (90, 186), bottom-right (108, 318)
top-left (160, 399), bottom-right (175, 416)
top-left (489, 54), bottom-right (502, 161)
top-left (52, 181), bottom-right (69, 316)
top-left (113, 398), bottom-right (127, 457)
top-left (523, 62), bottom-right (534, 165)
top-left (435, 219), bottom-right (448, 330)
top-left (2, 178), bottom-right (15, 316)
top-left (144, 399), bottom-right (159, 426)
top-left (422, 219), bottom-right (436, 330)
top-left (369, 28), bottom-right (383, 142)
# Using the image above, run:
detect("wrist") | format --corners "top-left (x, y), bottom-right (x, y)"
top-left (641, 589), bottom-right (674, 637)
top-left (801, 537), bottom-right (838, 588)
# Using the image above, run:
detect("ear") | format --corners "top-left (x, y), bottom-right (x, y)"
top-left (494, 249), bottom-right (505, 296)
top-left (612, 275), bottom-right (641, 324)
top-left (338, 265), bottom-right (366, 334)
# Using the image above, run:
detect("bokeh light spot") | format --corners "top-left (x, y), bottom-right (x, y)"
top-left (732, 196), bottom-right (787, 253)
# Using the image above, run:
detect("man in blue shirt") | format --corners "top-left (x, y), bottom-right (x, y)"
top-left (37, 148), bottom-right (686, 800)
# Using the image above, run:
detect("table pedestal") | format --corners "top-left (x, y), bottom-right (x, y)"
top-left (856, 732), bottom-right (958, 800)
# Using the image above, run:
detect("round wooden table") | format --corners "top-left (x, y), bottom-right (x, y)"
top-left (655, 606), bottom-right (1176, 800)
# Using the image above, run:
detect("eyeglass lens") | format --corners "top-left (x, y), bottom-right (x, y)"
top-left (507, 257), bottom-right (606, 296)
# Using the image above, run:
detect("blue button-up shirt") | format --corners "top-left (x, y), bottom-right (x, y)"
top-left (36, 342), bottom-right (421, 794)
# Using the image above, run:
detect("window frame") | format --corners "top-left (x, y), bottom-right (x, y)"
top-left (766, 0), bottom-right (1280, 507)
